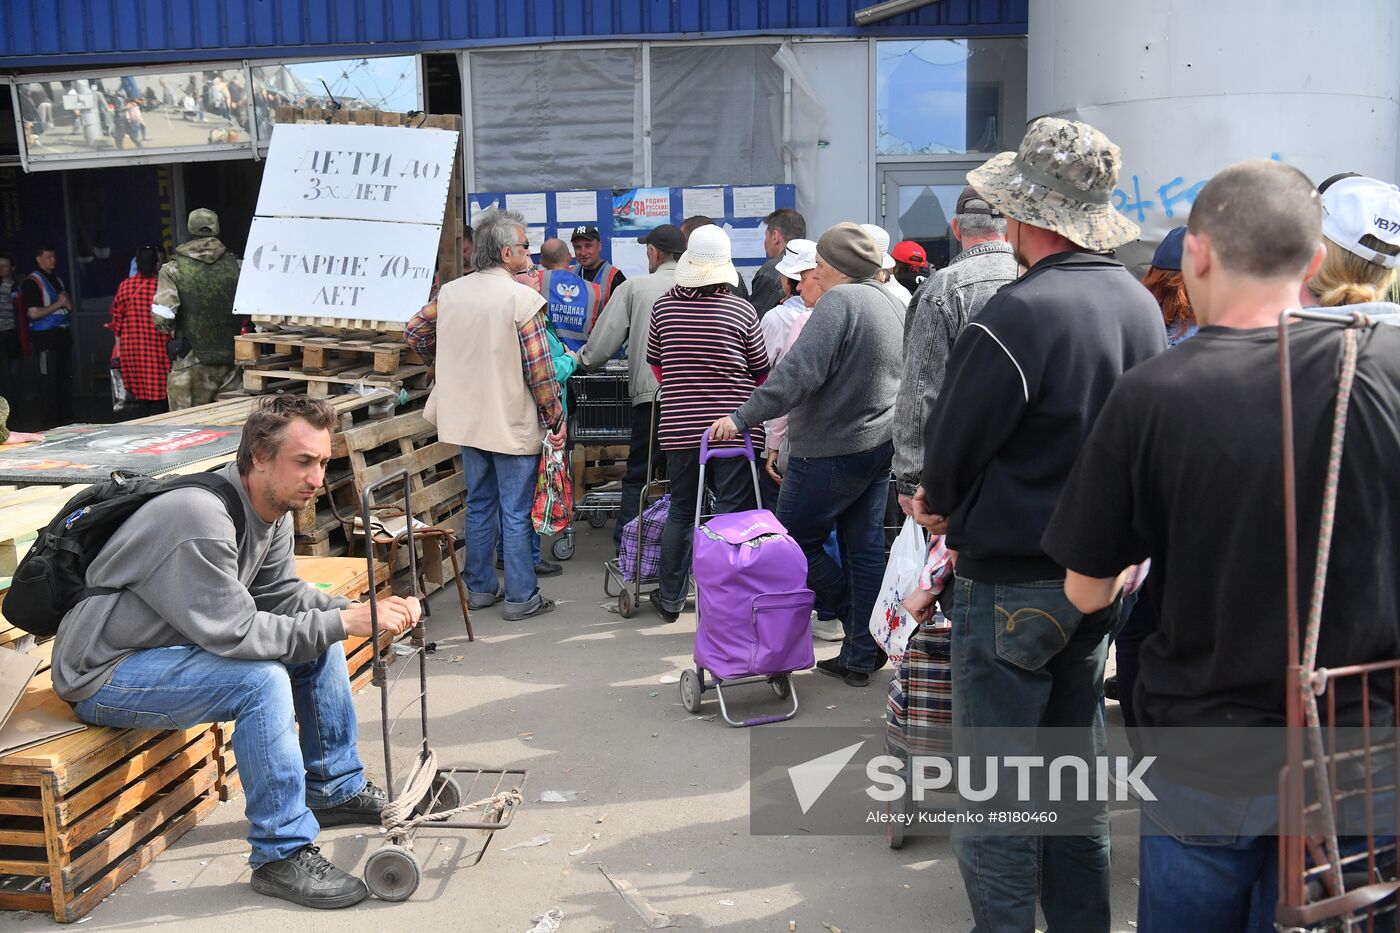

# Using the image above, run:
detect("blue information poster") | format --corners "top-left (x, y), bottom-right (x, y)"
top-left (468, 184), bottom-right (797, 280)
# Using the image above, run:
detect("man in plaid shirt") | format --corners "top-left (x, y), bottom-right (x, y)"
top-left (409, 209), bottom-right (566, 621)
top-left (109, 246), bottom-right (171, 418)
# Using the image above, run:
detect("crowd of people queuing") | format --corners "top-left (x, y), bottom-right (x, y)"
top-left (405, 114), bottom-right (1400, 931)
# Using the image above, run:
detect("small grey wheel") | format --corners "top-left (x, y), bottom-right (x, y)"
top-left (770, 674), bottom-right (791, 700)
top-left (588, 513), bottom-right (609, 529)
top-left (415, 774), bottom-right (463, 816)
top-left (619, 589), bottom-right (635, 618)
top-left (551, 534), bottom-right (575, 561)
top-left (680, 668), bottom-right (703, 713)
top-left (365, 844), bottom-right (421, 901)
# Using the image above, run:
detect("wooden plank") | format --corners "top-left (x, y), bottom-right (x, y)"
top-left (0, 857), bottom-right (48, 875)
top-left (0, 826), bottom-right (45, 846)
top-left (0, 890), bottom-right (51, 912)
top-left (334, 412), bottom-right (434, 457)
top-left (358, 440), bottom-right (459, 490)
top-left (62, 758), bottom-right (217, 891)
top-left (60, 791), bottom-right (218, 923)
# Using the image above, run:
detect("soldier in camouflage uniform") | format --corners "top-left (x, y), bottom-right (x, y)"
top-left (152, 208), bottom-right (242, 410)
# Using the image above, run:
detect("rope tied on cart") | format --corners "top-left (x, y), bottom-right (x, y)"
top-left (1297, 324), bottom-right (1362, 903)
top-left (381, 748), bottom-right (522, 844)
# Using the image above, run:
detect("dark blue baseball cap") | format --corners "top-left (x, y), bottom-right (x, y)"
top-left (1151, 226), bottom-right (1187, 271)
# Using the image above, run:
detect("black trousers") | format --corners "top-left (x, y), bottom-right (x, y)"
top-left (616, 402), bottom-right (659, 552)
top-left (30, 327), bottom-right (72, 428)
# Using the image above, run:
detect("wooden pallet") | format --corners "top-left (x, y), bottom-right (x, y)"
top-left (0, 703), bottom-right (221, 923)
top-left (235, 333), bottom-right (424, 376)
top-left (253, 107), bottom-right (464, 334)
top-left (241, 361), bottom-right (430, 399)
top-left (573, 444), bottom-right (630, 492)
top-left (0, 392), bottom-right (419, 578)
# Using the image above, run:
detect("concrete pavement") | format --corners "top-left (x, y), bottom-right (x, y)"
top-left (0, 524), bottom-right (1142, 932)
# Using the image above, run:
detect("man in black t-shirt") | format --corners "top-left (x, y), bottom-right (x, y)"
top-left (1043, 160), bottom-right (1400, 932)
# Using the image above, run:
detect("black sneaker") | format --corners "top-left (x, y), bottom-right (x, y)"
top-left (312, 781), bottom-right (386, 828)
top-left (251, 844), bottom-right (368, 909)
top-left (816, 656), bottom-right (871, 688)
top-left (648, 591), bottom-right (679, 623)
top-left (534, 560), bottom-right (563, 577)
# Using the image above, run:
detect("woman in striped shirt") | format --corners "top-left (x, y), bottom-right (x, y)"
top-left (644, 225), bottom-right (770, 621)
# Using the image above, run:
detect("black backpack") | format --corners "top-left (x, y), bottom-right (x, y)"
top-left (3, 471), bottom-right (246, 637)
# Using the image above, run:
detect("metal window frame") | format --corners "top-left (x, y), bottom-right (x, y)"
top-left (11, 60), bottom-right (258, 171)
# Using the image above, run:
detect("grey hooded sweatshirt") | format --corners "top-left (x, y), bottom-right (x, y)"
top-left (52, 462), bottom-right (351, 702)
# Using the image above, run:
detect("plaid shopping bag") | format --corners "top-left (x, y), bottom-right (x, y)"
top-left (531, 441), bottom-right (574, 535)
top-left (619, 495), bottom-right (668, 584)
top-left (885, 620), bottom-right (953, 759)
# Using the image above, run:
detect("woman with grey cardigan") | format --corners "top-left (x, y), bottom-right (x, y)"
top-left (710, 222), bottom-right (906, 687)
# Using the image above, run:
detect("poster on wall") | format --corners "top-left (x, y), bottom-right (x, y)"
top-left (0, 424), bottom-right (241, 484)
top-left (466, 184), bottom-right (797, 279)
top-left (238, 121), bottom-right (459, 322)
top-left (612, 187), bottom-right (673, 233)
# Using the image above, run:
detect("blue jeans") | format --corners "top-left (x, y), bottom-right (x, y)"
top-left (1140, 776), bottom-right (1397, 933)
top-left (949, 576), bottom-right (1116, 933)
top-left (71, 643), bottom-right (365, 867)
top-left (776, 441), bottom-right (891, 672)
top-left (461, 446), bottom-right (542, 612)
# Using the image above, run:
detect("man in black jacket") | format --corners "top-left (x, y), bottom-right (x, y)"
top-left (912, 118), bottom-right (1165, 933)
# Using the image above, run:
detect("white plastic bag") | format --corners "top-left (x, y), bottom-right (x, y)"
top-left (869, 517), bottom-right (928, 664)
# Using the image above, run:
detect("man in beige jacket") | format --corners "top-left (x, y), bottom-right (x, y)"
top-left (408, 209), bottom-right (565, 621)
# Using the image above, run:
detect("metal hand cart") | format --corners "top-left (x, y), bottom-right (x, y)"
top-left (552, 367), bottom-right (631, 561)
top-left (604, 388), bottom-right (667, 618)
top-left (357, 471), bottom-right (527, 902)
top-left (1276, 309), bottom-right (1400, 931)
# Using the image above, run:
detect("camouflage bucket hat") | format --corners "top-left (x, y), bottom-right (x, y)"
top-left (966, 117), bottom-right (1139, 252)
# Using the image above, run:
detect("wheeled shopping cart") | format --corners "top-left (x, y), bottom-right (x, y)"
top-left (356, 471), bottom-right (527, 902)
top-left (603, 388), bottom-right (666, 617)
top-left (552, 367), bottom-right (631, 560)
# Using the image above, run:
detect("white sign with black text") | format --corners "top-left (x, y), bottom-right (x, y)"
top-left (255, 123), bottom-right (459, 225)
top-left (233, 216), bottom-right (442, 322)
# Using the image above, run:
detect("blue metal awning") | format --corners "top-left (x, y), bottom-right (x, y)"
top-left (1, 0), bottom-right (1027, 71)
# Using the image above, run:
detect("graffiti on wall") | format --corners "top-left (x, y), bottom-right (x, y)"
top-left (1113, 153), bottom-right (1285, 224)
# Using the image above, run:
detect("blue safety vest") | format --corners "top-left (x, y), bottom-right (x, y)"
top-left (540, 269), bottom-right (600, 353)
top-left (25, 271), bottom-right (68, 332)
top-left (573, 260), bottom-right (620, 307)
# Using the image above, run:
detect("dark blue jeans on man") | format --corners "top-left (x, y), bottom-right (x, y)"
top-left (1140, 774), bottom-right (1397, 932)
top-left (656, 447), bottom-right (756, 614)
top-left (776, 440), bottom-right (892, 673)
top-left (73, 643), bottom-right (365, 866)
top-left (460, 446), bottom-right (543, 614)
top-left (949, 576), bottom-right (1117, 933)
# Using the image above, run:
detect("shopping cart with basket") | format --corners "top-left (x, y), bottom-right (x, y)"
top-left (552, 367), bottom-right (631, 560)
top-left (604, 388), bottom-right (667, 617)
top-left (677, 431), bottom-right (816, 728)
top-left (356, 470), bottom-right (528, 902)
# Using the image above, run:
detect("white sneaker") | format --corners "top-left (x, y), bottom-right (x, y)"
top-left (812, 617), bottom-right (845, 642)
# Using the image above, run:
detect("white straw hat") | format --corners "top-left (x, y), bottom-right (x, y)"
top-left (775, 238), bottom-right (818, 280)
top-left (860, 224), bottom-right (897, 270)
top-left (675, 225), bottom-right (739, 288)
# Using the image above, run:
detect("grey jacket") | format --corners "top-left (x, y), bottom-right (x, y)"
top-left (578, 261), bottom-right (675, 406)
top-left (732, 280), bottom-right (905, 458)
top-left (52, 462), bottom-right (352, 702)
top-left (893, 240), bottom-right (1018, 495)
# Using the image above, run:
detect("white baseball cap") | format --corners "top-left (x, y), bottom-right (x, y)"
top-left (1321, 176), bottom-right (1400, 270)
top-left (675, 224), bottom-right (739, 288)
top-left (775, 238), bottom-right (817, 280)
top-left (859, 223), bottom-right (897, 270)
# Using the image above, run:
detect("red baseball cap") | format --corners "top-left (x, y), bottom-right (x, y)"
top-left (890, 240), bottom-right (928, 269)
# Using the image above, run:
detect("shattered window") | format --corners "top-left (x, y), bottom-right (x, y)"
top-left (876, 38), bottom-right (1028, 156)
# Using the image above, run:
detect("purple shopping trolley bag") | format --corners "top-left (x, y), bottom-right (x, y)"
top-left (693, 508), bottom-right (816, 680)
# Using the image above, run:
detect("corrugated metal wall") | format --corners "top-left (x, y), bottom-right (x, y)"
top-left (1, 0), bottom-right (1027, 70)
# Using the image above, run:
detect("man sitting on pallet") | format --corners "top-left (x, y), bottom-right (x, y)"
top-left (50, 395), bottom-right (421, 910)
